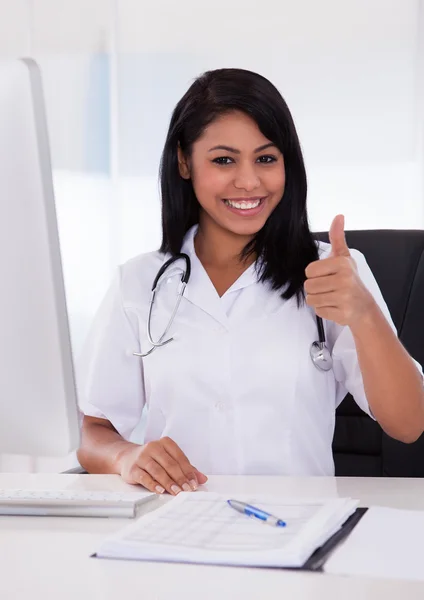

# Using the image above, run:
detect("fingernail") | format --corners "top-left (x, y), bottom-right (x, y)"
top-left (171, 484), bottom-right (182, 495)
top-left (182, 483), bottom-right (191, 492)
top-left (189, 479), bottom-right (198, 491)
top-left (155, 485), bottom-right (165, 494)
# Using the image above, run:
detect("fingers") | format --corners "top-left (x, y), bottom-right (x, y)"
top-left (141, 452), bottom-right (187, 495)
top-left (122, 456), bottom-right (177, 494)
top-left (132, 466), bottom-right (166, 495)
top-left (194, 468), bottom-right (208, 484)
top-left (132, 464), bottom-right (207, 496)
top-left (161, 437), bottom-right (199, 490)
top-left (305, 255), bottom-right (352, 279)
top-left (306, 290), bottom-right (344, 309)
top-left (304, 274), bottom-right (338, 295)
top-left (121, 438), bottom-right (207, 496)
top-left (138, 439), bottom-right (206, 495)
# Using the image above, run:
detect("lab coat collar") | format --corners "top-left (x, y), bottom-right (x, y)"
top-left (161, 225), bottom-right (260, 327)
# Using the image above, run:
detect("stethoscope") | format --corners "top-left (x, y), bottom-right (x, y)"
top-left (133, 253), bottom-right (333, 372)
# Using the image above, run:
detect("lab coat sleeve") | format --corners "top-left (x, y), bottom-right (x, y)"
top-left (329, 249), bottom-right (423, 418)
top-left (76, 267), bottom-right (145, 440)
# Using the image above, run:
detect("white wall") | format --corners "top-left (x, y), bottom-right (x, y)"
top-left (116, 0), bottom-right (424, 232)
top-left (0, 0), bottom-right (423, 471)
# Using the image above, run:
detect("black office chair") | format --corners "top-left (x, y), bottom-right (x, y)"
top-left (315, 230), bottom-right (424, 477)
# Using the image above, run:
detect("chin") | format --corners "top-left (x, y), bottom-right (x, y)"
top-left (225, 218), bottom-right (267, 238)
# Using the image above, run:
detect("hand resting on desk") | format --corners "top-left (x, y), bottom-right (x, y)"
top-left (78, 416), bottom-right (208, 495)
top-left (119, 436), bottom-right (208, 495)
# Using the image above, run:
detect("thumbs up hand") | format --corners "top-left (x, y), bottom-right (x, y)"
top-left (328, 214), bottom-right (350, 258)
top-left (304, 215), bottom-right (375, 328)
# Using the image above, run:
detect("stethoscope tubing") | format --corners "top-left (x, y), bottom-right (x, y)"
top-left (134, 253), bottom-right (333, 370)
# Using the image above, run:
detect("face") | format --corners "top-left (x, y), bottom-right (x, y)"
top-left (178, 111), bottom-right (286, 239)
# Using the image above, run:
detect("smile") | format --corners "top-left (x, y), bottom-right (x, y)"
top-left (224, 199), bottom-right (261, 209)
top-left (222, 197), bottom-right (267, 216)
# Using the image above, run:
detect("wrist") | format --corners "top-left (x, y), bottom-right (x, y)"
top-left (113, 440), bottom-right (140, 475)
top-left (349, 298), bottom-right (381, 339)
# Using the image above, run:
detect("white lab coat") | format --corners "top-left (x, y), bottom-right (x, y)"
top-left (77, 225), bottom-right (422, 476)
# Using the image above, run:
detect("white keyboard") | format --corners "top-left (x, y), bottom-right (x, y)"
top-left (0, 488), bottom-right (155, 518)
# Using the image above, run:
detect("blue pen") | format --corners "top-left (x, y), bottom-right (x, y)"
top-left (227, 499), bottom-right (286, 527)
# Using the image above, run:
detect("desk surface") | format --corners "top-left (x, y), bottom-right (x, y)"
top-left (1, 474), bottom-right (424, 599)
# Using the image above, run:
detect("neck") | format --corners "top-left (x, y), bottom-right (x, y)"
top-left (194, 217), bottom-right (256, 269)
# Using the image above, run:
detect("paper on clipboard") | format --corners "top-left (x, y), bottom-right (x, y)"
top-left (95, 492), bottom-right (358, 569)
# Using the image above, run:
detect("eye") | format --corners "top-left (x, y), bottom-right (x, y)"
top-left (257, 155), bottom-right (278, 164)
top-left (212, 156), bottom-right (234, 165)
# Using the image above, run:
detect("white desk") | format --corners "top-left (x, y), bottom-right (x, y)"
top-left (1, 474), bottom-right (424, 599)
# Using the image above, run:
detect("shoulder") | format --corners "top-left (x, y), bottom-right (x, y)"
top-left (120, 249), bottom-right (165, 281)
top-left (117, 250), bottom-right (166, 307)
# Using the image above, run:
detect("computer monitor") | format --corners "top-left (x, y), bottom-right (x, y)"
top-left (0, 58), bottom-right (80, 456)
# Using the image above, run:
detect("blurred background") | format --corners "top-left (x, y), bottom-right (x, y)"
top-left (0, 0), bottom-right (423, 470)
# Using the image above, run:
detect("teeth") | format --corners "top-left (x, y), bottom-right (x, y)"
top-left (224, 199), bottom-right (261, 210)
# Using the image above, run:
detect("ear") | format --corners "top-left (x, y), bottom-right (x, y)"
top-left (177, 145), bottom-right (190, 180)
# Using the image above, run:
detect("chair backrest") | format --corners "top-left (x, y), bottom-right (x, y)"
top-left (314, 230), bottom-right (424, 476)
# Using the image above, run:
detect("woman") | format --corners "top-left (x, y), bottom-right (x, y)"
top-left (77, 68), bottom-right (424, 494)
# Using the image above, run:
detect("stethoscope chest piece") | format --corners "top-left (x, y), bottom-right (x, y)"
top-left (310, 341), bottom-right (333, 372)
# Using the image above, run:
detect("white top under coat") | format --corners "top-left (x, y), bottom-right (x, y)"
top-left (77, 226), bottom-right (423, 476)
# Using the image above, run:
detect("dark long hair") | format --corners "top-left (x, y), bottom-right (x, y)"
top-left (159, 68), bottom-right (319, 305)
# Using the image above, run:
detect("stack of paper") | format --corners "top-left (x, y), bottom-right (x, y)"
top-left (95, 492), bottom-right (358, 568)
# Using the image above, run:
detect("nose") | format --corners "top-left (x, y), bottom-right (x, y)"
top-left (233, 161), bottom-right (261, 192)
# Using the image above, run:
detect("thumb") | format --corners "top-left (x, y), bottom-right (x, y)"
top-left (329, 214), bottom-right (350, 257)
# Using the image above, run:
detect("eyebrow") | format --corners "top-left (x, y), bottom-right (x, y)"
top-left (207, 142), bottom-right (277, 154)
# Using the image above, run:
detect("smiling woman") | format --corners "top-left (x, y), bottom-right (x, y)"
top-left (160, 68), bottom-right (317, 302)
top-left (76, 68), bottom-right (424, 493)
top-left (177, 110), bottom-right (288, 292)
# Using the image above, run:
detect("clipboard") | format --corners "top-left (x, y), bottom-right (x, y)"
top-left (92, 492), bottom-right (368, 572)
top-left (299, 507), bottom-right (368, 571)
top-left (179, 507), bottom-right (367, 573)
